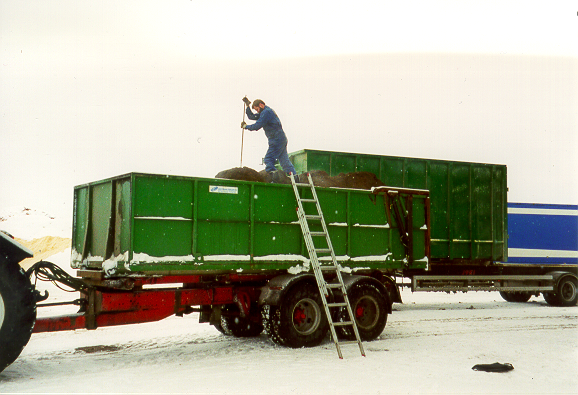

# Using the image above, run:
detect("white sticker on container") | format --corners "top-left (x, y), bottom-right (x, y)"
top-left (209, 185), bottom-right (238, 194)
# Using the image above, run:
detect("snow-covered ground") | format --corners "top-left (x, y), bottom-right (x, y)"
top-left (1, 209), bottom-right (577, 394)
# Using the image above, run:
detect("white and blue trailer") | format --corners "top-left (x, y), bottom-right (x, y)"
top-left (412, 202), bottom-right (578, 306)
top-left (506, 203), bottom-right (577, 267)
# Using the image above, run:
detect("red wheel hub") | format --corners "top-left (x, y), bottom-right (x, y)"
top-left (294, 308), bottom-right (306, 325)
top-left (356, 305), bottom-right (365, 318)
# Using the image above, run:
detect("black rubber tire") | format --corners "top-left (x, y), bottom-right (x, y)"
top-left (542, 292), bottom-right (558, 306)
top-left (213, 320), bottom-right (231, 335)
top-left (337, 284), bottom-right (388, 341)
top-left (261, 305), bottom-right (284, 345)
top-left (215, 305), bottom-right (263, 337)
top-left (543, 276), bottom-right (578, 307)
top-left (266, 282), bottom-right (329, 348)
top-left (221, 315), bottom-right (264, 337)
top-left (0, 256), bottom-right (37, 374)
top-left (499, 291), bottom-right (532, 303)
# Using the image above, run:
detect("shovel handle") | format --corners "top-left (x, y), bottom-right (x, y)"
top-left (240, 103), bottom-right (246, 167)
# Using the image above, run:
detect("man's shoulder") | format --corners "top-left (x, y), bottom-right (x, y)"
top-left (263, 106), bottom-right (279, 118)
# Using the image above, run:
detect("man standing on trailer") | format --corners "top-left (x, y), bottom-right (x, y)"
top-left (241, 98), bottom-right (298, 180)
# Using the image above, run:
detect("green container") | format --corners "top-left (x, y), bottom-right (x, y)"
top-left (289, 149), bottom-right (508, 263)
top-left (71, 173), bottom-right (429, 276)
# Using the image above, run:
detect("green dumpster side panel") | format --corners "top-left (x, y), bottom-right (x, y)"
top-left (134, 219), bottom-right (193, 258)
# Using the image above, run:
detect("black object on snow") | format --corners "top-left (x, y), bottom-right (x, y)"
top-left (472, 362), bottom-right (514, 372)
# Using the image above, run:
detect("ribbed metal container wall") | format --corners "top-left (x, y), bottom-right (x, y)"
top-left (71, 173), bottom-right (429, 276)
top-left (289, 149), bottom-right (508, 263)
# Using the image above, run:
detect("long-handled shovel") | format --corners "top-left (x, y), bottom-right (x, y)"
top-left (240, 102), bottom-right (245, 168)
top-left (240, 96), bottom-right (251, 168)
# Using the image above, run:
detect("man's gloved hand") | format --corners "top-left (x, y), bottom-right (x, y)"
top-left (242, 97), bottom-right (251, 106)
top-left (241, 121), bottom-right (247, 129)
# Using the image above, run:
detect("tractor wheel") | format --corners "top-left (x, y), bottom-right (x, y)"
top-left (337, 284), bottom-right (388, 341)
top-left (499, 291), bottom-right (532, 303)
top-left (0, 256), bottom-right (37, 374)
top-left (265, 282), bottom-right (329, 348)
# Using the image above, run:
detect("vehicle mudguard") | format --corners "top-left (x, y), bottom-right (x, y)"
top-left (548, 270), bottom-right (578, 288)
top-left (259, 273), bottom-right (316, 306)
top-left (0, 231), bottom-right (33, 264)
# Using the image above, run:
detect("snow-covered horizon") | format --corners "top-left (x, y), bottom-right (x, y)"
top-left (0, 206), bottom-right (72, 240)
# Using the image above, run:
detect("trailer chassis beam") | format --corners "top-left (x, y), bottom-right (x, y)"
top-left (412, 274), bottom-right (554, 292)
top-left (32, 284), bottom-right (260, 333)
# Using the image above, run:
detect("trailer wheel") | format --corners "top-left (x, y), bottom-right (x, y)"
top-left (499, 291), bottom-right (532, 303)
top-left (0, 257), bottom-right (37, 374)
top-left (221, 316), bottom-right (264, 337)
top-left (265, 282), bottom-right (329, 348)
top-left (214, 320), bottom-right (231, 336)
top-left (261, 305), bottom-right (284, 345)
top-left (337, 284), bottom-right (388, 341)
top-left (217, 305), bottom-right (263, 337)
top-left (543, 276), bottom-right (578, 307)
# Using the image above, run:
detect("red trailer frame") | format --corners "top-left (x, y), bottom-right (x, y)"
top-left (33, 272), bottom-right (270, 333)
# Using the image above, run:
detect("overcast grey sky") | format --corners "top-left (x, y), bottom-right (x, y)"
top-left (1, 1), bottom-right (577, 219)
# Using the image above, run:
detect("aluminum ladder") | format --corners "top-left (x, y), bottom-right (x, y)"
top-left (290, 173), bottom-right (365, 358)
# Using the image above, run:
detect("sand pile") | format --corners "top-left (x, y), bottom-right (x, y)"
top-left (215, 168), bottom-right (386, 190)
top-left (15, 236), bottom-right (71, 270)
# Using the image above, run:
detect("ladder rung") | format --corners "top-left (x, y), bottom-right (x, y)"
top-left (327, 302), bottom-right (348, 308)
top-left (333, 321), bottom-right (354, 327)
top-left (300, 198), bottom-right (316, 203)
top-left (326, 283), bottom-right (344, 288)
top-left (337, 340), bottom-right (361, 346)
top-left (310, 231), bottom-right (326, 237)
top-left (305, 215), bottom-right (322, 220)
top-left (320, 266), bottom-right (338, 271)
top-left (315, 248), bottom-right (331, 254)
top-left (295, 183), bottom-right (311, 187)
